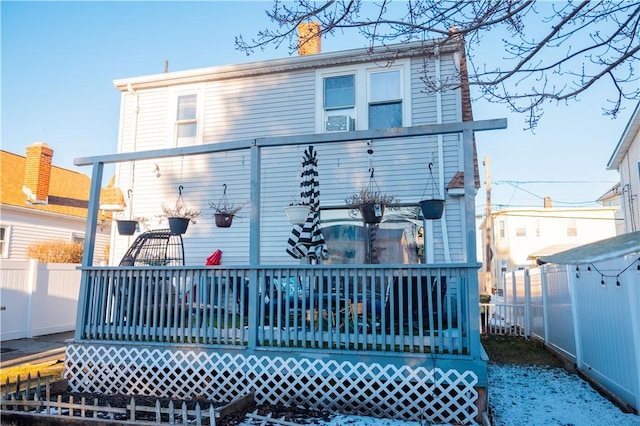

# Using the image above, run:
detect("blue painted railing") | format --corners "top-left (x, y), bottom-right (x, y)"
top-left (78, 264), bottom-right (475, 354)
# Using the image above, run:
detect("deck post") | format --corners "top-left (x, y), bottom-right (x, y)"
top-left (75, 161), bottom-right (104, 341)
top-left (247, 142), bottom-right (261, 348)
top-left (463, 128), bottom-right (482, 359)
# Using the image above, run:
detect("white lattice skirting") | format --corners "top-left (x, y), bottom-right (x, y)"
top-left (64, 344), bottom-right (479, 424)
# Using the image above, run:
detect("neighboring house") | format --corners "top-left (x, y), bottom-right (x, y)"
top-left (597, 182), bottom-right (625, 235)
top-left (66, 33), bottom-right (507, 424)
top-left (478, 201), bottom-right (617, 294)
top-left (0, 142), bottom-right (110, 264)
top-left (607, 101), bottom-right (640, 234)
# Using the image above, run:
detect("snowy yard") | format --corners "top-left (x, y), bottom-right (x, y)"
top-left (488, 364), bottom-right (639, 426)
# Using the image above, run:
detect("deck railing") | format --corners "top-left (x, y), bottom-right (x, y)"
top-left (78, 264), bottom-right (475, 354)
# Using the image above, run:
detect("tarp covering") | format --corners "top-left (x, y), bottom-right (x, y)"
top-left (537, 230), bottom-right (640, 265)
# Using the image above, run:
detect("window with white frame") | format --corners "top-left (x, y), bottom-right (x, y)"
top-left (72, 232), bottom-right (84, 245)
top-left (176, 94), bottom-right (197, 146)
top-left (319, 61), bottom-right (409, 133)
top-left (368, 70), bottom-right (402, 129)
top-left (169, 86), bottom-right (203, 147)
top-left (0, 226), bottom-right (7, 257)
top-left (323, 74), bottom-right (355, 132)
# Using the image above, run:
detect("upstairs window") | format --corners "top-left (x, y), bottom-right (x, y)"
top-left (323, 74), bottom-right (355, 132)
top-left (168, 85), bottom-right (203, 147)
top-left (369, 70), bottom-right (402, 129)
top-left (318, 61), bottom-right (409, 133)
top-left (176, 94), bottom-right (197, 147)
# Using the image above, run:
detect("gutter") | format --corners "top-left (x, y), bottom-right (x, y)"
top-left (114, 39), bottom-right (463, 91)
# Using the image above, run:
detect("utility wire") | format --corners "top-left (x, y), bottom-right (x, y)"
top-left (486, 181), bottom-right (618, 207)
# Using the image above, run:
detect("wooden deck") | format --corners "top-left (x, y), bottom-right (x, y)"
top-left (65, 263), bottom-right (486, 424)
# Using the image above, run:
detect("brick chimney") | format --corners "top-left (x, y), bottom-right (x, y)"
top-left (23, 142), bottom-right (53, 205)
top-left (544, 196), bottom-right (552, 208)
top-left (298, 21), bottom-right (321, 55)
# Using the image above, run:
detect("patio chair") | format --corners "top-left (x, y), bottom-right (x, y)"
top-left (117, 229), bottom-right (185, 326)
top-left (118, 229), bottom-right (185, 266)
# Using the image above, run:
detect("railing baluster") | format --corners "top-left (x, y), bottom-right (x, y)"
top-left (80, 264), bottom-right (475, 354)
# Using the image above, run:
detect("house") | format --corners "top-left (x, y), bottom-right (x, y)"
top-left (597, 183), bottom-right (625, 235)
top-left (478, 200), bottom-right (618, 294)
top-left (65, 32), bottom-right (507, 424)
top-left (0, 142), bottom-right (110, 263)
top-left (607, 101), bottom-right (640, 234)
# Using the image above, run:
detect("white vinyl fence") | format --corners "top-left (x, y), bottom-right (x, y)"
top-left (0, 260), bottom-right (81, 341)
top-left (482, 254), bottom-right (640, 412)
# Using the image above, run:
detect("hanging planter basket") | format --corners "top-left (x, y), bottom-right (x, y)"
top-left (345, 158), bottom-right (397, 225)
top-left (359, 202), bottom-right (385, 224)
top-left (419, 199), bottom-right (445, 220)
top-left (419, 162), bottom-right (446, 220)
top-left (214, 213), bottom-right (234, 228)
top-left (168, 217), bottom-right (190, 234)
top-left (210, 184), bottom-right (244, 228)
top-left (116, 220), bottom-right (137, 236)
top-left (284, 204), bottom-right (311, 225)
top-left (161, 186), bottom-right (201, 235)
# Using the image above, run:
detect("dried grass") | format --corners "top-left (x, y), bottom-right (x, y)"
top-left (26, 240), bottom-right (83, 263)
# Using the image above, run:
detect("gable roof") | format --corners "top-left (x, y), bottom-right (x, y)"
top-left (537, 230), bottom-right (640, 265)
top-left (1, 149), bottom-right (91, 218)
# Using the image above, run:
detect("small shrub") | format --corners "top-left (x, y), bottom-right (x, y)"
top-left (27, 240), bottom-right (83, 263)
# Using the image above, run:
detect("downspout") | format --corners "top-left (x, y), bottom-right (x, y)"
top-left (126, 83), bottom-right (139, 232)
top-left (425, 46), bottom-right (451, 263)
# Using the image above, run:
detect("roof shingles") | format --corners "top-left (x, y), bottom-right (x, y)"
top-left (1, 150), bottom-right (92, 218)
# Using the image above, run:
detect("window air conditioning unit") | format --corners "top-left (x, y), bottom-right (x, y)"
top-left (326, 115), bottom-right (355, 132)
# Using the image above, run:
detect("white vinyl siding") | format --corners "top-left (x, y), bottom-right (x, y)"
top-left (112, 49), bottom-right (468, 265)
top-left (204, 71), bottom-right (316, 142)
top-left (0, 208), bottom-right (110, 264)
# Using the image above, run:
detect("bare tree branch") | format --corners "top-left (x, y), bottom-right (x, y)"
top-left (235, 0), bottom-right (640, 129)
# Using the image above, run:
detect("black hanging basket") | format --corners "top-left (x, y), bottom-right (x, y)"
top-left (419, 199), bottom-right (445, 220)
top-left (116, 220), bottom-right (137, 236)
top-left (211, 184), bottom-right (242, 228)
top-left (419, 162), bottom-right (446, 220)
top-left (168, 217), bottom-right (190, 234)
top-left (359, 203), bottom-right (385, 224)
top-left (214, 213), bottom-right (234, 228)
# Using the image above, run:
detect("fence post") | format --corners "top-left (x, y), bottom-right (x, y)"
top-left (524, 269), bottom-right (531, 338)
top-left (568, 264), bottom-right (583, 371)
top-left (25, 260), bottom-right (41, 338)
top-left (540, 266), bottom-right (549, 344)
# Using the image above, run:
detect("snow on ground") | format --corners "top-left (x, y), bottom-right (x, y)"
top-left (488, 364), bottom-right (639, 426)
top-left (314, 364), bottom-right (640, 426)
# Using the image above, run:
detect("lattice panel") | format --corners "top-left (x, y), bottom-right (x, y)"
top-left (64, 343), bottom-right (478, 424)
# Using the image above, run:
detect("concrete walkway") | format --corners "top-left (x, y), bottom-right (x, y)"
top-left (0, 331), bottom-right (74, 369)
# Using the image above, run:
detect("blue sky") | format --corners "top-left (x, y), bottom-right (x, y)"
top-left (2, 1), bottom-right (636, 210)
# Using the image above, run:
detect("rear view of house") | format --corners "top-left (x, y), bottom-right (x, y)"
top-left (65, 34), bottom-right (506, 424)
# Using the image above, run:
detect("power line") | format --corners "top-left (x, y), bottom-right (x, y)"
top-left (489, 181), bottom-right (616, 206)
